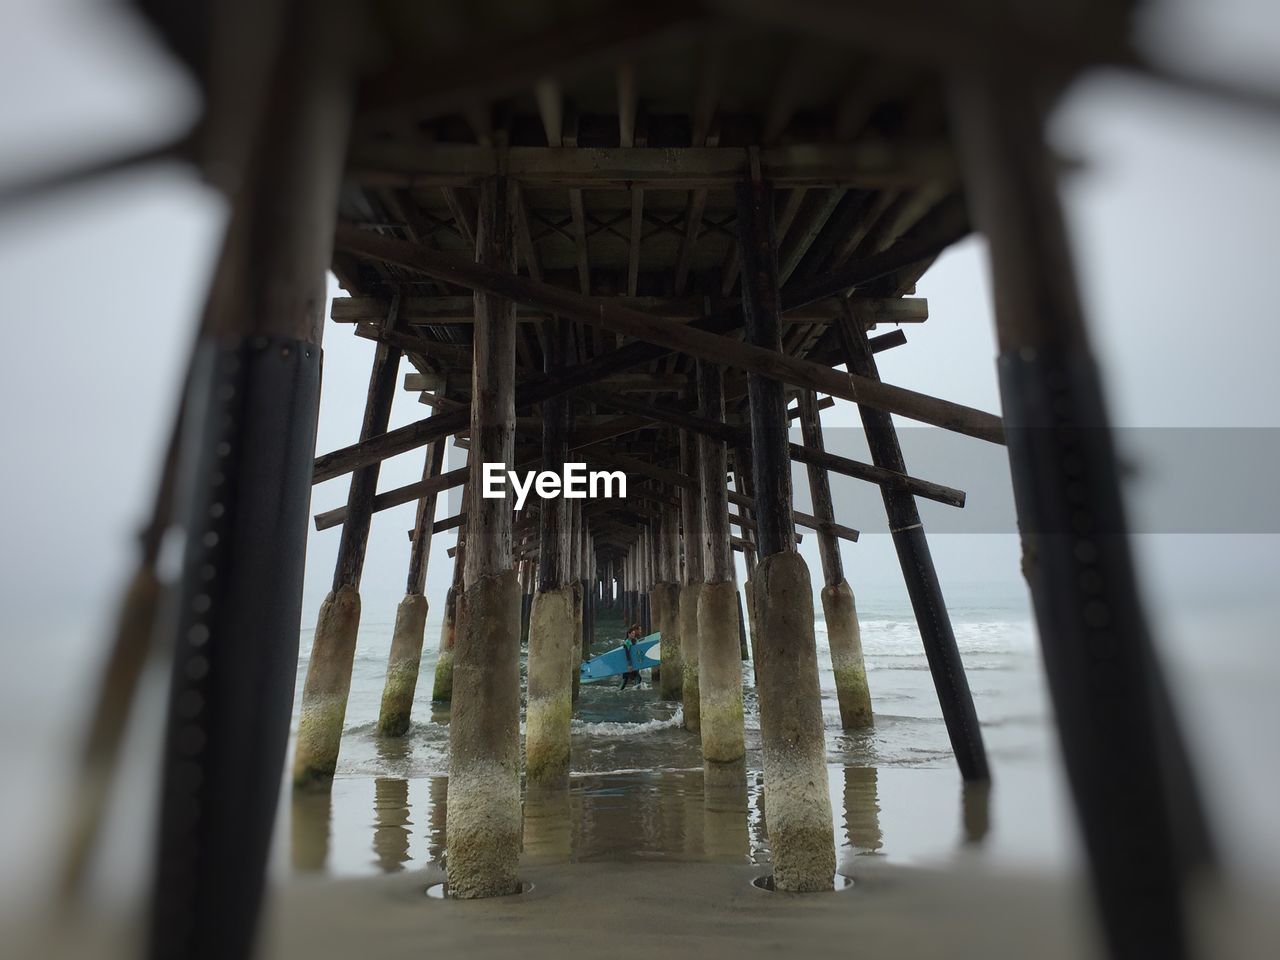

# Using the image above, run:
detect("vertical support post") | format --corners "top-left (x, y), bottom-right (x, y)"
top-left (432, 488), bottom-right (466, 703)
top-left (835, 306), bottom-right (988, 779)
top-left (734, 451), bottom-right (760, 671)
top-left (295, 337), bottom-right (401, 784)
top-left (735, 176), bottom-right (835, 891)
top-left (446, 176), bottom-right (522, 898)
top-left (949, 67), bottom-right (1211, 959)
top-left (798, 390), bottom-right (873, 729)
top-left (658, 501), bottom-right (684, 700)
top-left (574, 500), bottom-right (587, 663)
top-left (696, 361), bottom-right (746, 770)
top-left (147, 3), bottom-right (354, 956)
top-left (678, 429), bottom-right (704, 733)
top-left (586, 535), bottom-right (596, 648)
top-left (526, 321), bottom-right (576, 789)
top-left (378, 437), bottom-right (446, 735)
top-left (519, 557), bottom-right (534, 644)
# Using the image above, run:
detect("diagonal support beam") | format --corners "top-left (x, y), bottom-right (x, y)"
top-left (334, 223), bottom-right (1003, 443)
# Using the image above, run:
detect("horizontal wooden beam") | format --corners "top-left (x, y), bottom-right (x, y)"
top-left (333, 224), bottom-right (1003, 444)
top-left (578, 387), bottom-right (966, 508)
top-left (314, 304), bottom-right (747, 484)
top-left (403, 372), bottom-right (446, 392)
top-left (349, 142), bottom-right (956, 190)
top-left (333, 294), bottom-right (928, 327)
top-left (582, 445), bottom-right (856, 542)
top-left (315, 406), bottom-right (656, 530)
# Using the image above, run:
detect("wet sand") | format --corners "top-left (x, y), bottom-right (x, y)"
top-left (18, 857), bottom-right (1278, 960)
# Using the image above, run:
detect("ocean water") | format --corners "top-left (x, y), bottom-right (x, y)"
top-left (280, 588), bottom-right (1077, 879)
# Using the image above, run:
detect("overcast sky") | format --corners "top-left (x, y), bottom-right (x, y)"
top-left (1, 0), bottom-right (1277, 643)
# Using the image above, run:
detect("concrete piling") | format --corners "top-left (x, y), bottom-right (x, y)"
top-left (821, 580), bottom-right (873, 729)
top-left (377, 593), bottom-right (429, 737)
top-left (446, 569), bottom-right (523, 897)
top-left (431, 584), bottom-right (458, 702)
top-left (753, 552), bottom-right (837, 890)
top-left (295, 334), bottom-right (401, 786)
top-left (655, 505), bottom-right (683, 700)
top-left (697, 581), bottom-right (744, 763)
top-left (378, 438), bottom-right (444, 736)
top-left (445, 176), bottom-right (523, 899)
top-left (294, 585), bottom-right (361, 786)
top-left (695, 361), bottom-right (745, 768)
top-left (737, 177), bottom-right (837, 891)
top-left (678, 582), bottom-right (703, 732)
top-left (798, 390), bottom-right (873, 731)
top-left (525, 586), bottom-right (578, 788)
top-left (659, 582), bottom-right (683, 701)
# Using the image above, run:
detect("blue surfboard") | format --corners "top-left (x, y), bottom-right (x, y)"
top-left (579, 634), bottom-right (660, 682)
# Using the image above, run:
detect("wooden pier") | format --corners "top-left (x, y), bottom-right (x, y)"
top-left (40, 2), bottom-right (1230, 959)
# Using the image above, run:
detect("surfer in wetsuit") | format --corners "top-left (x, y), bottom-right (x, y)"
top-left (619, 624), bottom-right (643, 689)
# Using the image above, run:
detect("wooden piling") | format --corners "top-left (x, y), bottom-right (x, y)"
top-left (148, 3), bottom-right (356, 954)
top-left (446, 176), bottom-right (522, 899)
top-left (797, 390), bottom-right (873, 729)
top-left (695, 361), bottom-right (746, 767)
top-left (378, 437), bottom-right (445, 736)
top-left (678, 428), bottom-right (704, 733)
top-left (295, 335), bottom-right (402, 785)
top-left (736, 176), bottom-right (835, 892)
top-left (432, 517), bottom-right (465, 702)
top-left (950, 65), bottom-right (1211, 958)
top-left (835, 306), bottom-right (988, 778)
top-left (657, 502), bottom-right (684, 700)
top-left (526, 320), bottom-right (577, 790)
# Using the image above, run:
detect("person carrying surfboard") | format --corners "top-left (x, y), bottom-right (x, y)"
top-left (619, 624), bottom-right (643, 690)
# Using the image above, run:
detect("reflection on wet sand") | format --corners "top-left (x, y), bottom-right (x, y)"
top-left (371, 778), bottom-right (411, 872)
top-left (522, 786), bottom-right (572, 865)
top-left (962, 779), bottom-right (991, 846)
top-left (842, 766), bottom-right (883, 855)
top-left (291, 787), bottom-right (332, 872)
top-left (426, 776), bottom-right (447, 865)
top-left (703, 761), bottom-right (750, 862)
top-left (287, 762), bottom-right (990, 877)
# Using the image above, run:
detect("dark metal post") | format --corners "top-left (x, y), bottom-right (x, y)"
top-left (836, 306), bottom-right (990, 782)
top-left (949, 64), bottom-right (1212, 960)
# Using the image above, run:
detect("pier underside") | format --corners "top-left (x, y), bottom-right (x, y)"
top-left (34, 1), bottom-right (1248, 958)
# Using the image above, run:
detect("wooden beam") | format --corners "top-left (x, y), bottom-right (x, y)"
top-left (835, 301), bottom-right (988, 781)
top-left (315, 405), bottom-right (659, 533)
top-left (333, 224), bottom-right (1003, 443)
top-left (463, 177), bottom-right (517, 584)
top-left (582, 444), bottom-right (858, 542)
top-left (537, 320), bottom-right (571, 592)
top-left (578, 387), bottom-right (966, 508)
top-left (781, 192), bottom-right (970, 312)
top-left (405, 438), bottom-right (446, 595)
top-left (357, 4), bottom-right (698, 127)
top-left (333, 336), bottom-right (402, 590)
top-left (796, 390), bottom-right (842, 587)
top-left (738, 177), bottom-right (796, 557)
top-left (332, 293), bottom-right (928, 326)
top-left (314, 294), bottom-right (748, 484)
top-left (698, 362), bottom-right (732, 583)
top-left (348, 142), bottom-right (957, 190)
